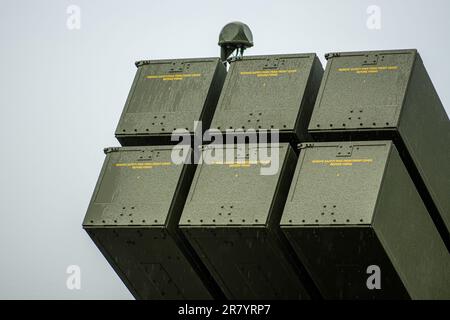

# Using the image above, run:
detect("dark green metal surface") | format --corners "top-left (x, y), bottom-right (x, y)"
top-left (115, 58), bottom-right (226, 146)
top-left (179, 143), bottom-right (318, 299)
top-left (83, 146), bottom-right (223, 299)
top-left (281, 141), bottom-right (450, 299)
top-left (211, 54), bottom-right (323, 143)
top-left (308, 49), bottom-right (450, 247)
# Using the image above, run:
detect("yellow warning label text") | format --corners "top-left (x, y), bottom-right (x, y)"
top-left (212, 160), bottom-right (271, 168)
top-left (114, 162), bottom-right (172, 170)
top-left (311, 159), bottom-right (373, 167)
top-left (145, 73), bottom-right (201, 81)
top-left (337, 66), bottom-right (399, 74)
top-left (240, 69), bottom-right (297, 77)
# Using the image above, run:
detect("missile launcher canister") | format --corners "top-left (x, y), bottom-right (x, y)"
top-left (179, 143), bottom-right (319, 299)
top-left (280, 141), bottom-right (450, 299)
top-left (83, 146), bottom-right (223, 299)
top-left (115, 58), bottom-right (226, 146)
top-left (308, 49), bottom-right (450, 246)
top-left (211, 54), bottom-right (323, 144)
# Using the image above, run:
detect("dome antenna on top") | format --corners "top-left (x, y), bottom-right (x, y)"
top-left (218, 21), bottom-right (253, 66)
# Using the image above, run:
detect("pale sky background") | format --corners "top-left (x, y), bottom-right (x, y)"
top-left (0, 0), bottom-right (449, 299)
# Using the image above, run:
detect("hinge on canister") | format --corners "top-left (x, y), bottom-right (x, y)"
top-left (104, 147), bottom-right (120, 154)
top-left (135, 60), bottom-right (151, 68)
top-left (298, 143), bottom-right (315, 151)
top-left (228, 56), bottom-right (243, 64)
top-left (325, 52), bottom-right (341, 60)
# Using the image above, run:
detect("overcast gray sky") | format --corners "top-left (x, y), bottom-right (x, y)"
top-left (0, 0), bottom-right (449, 299)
